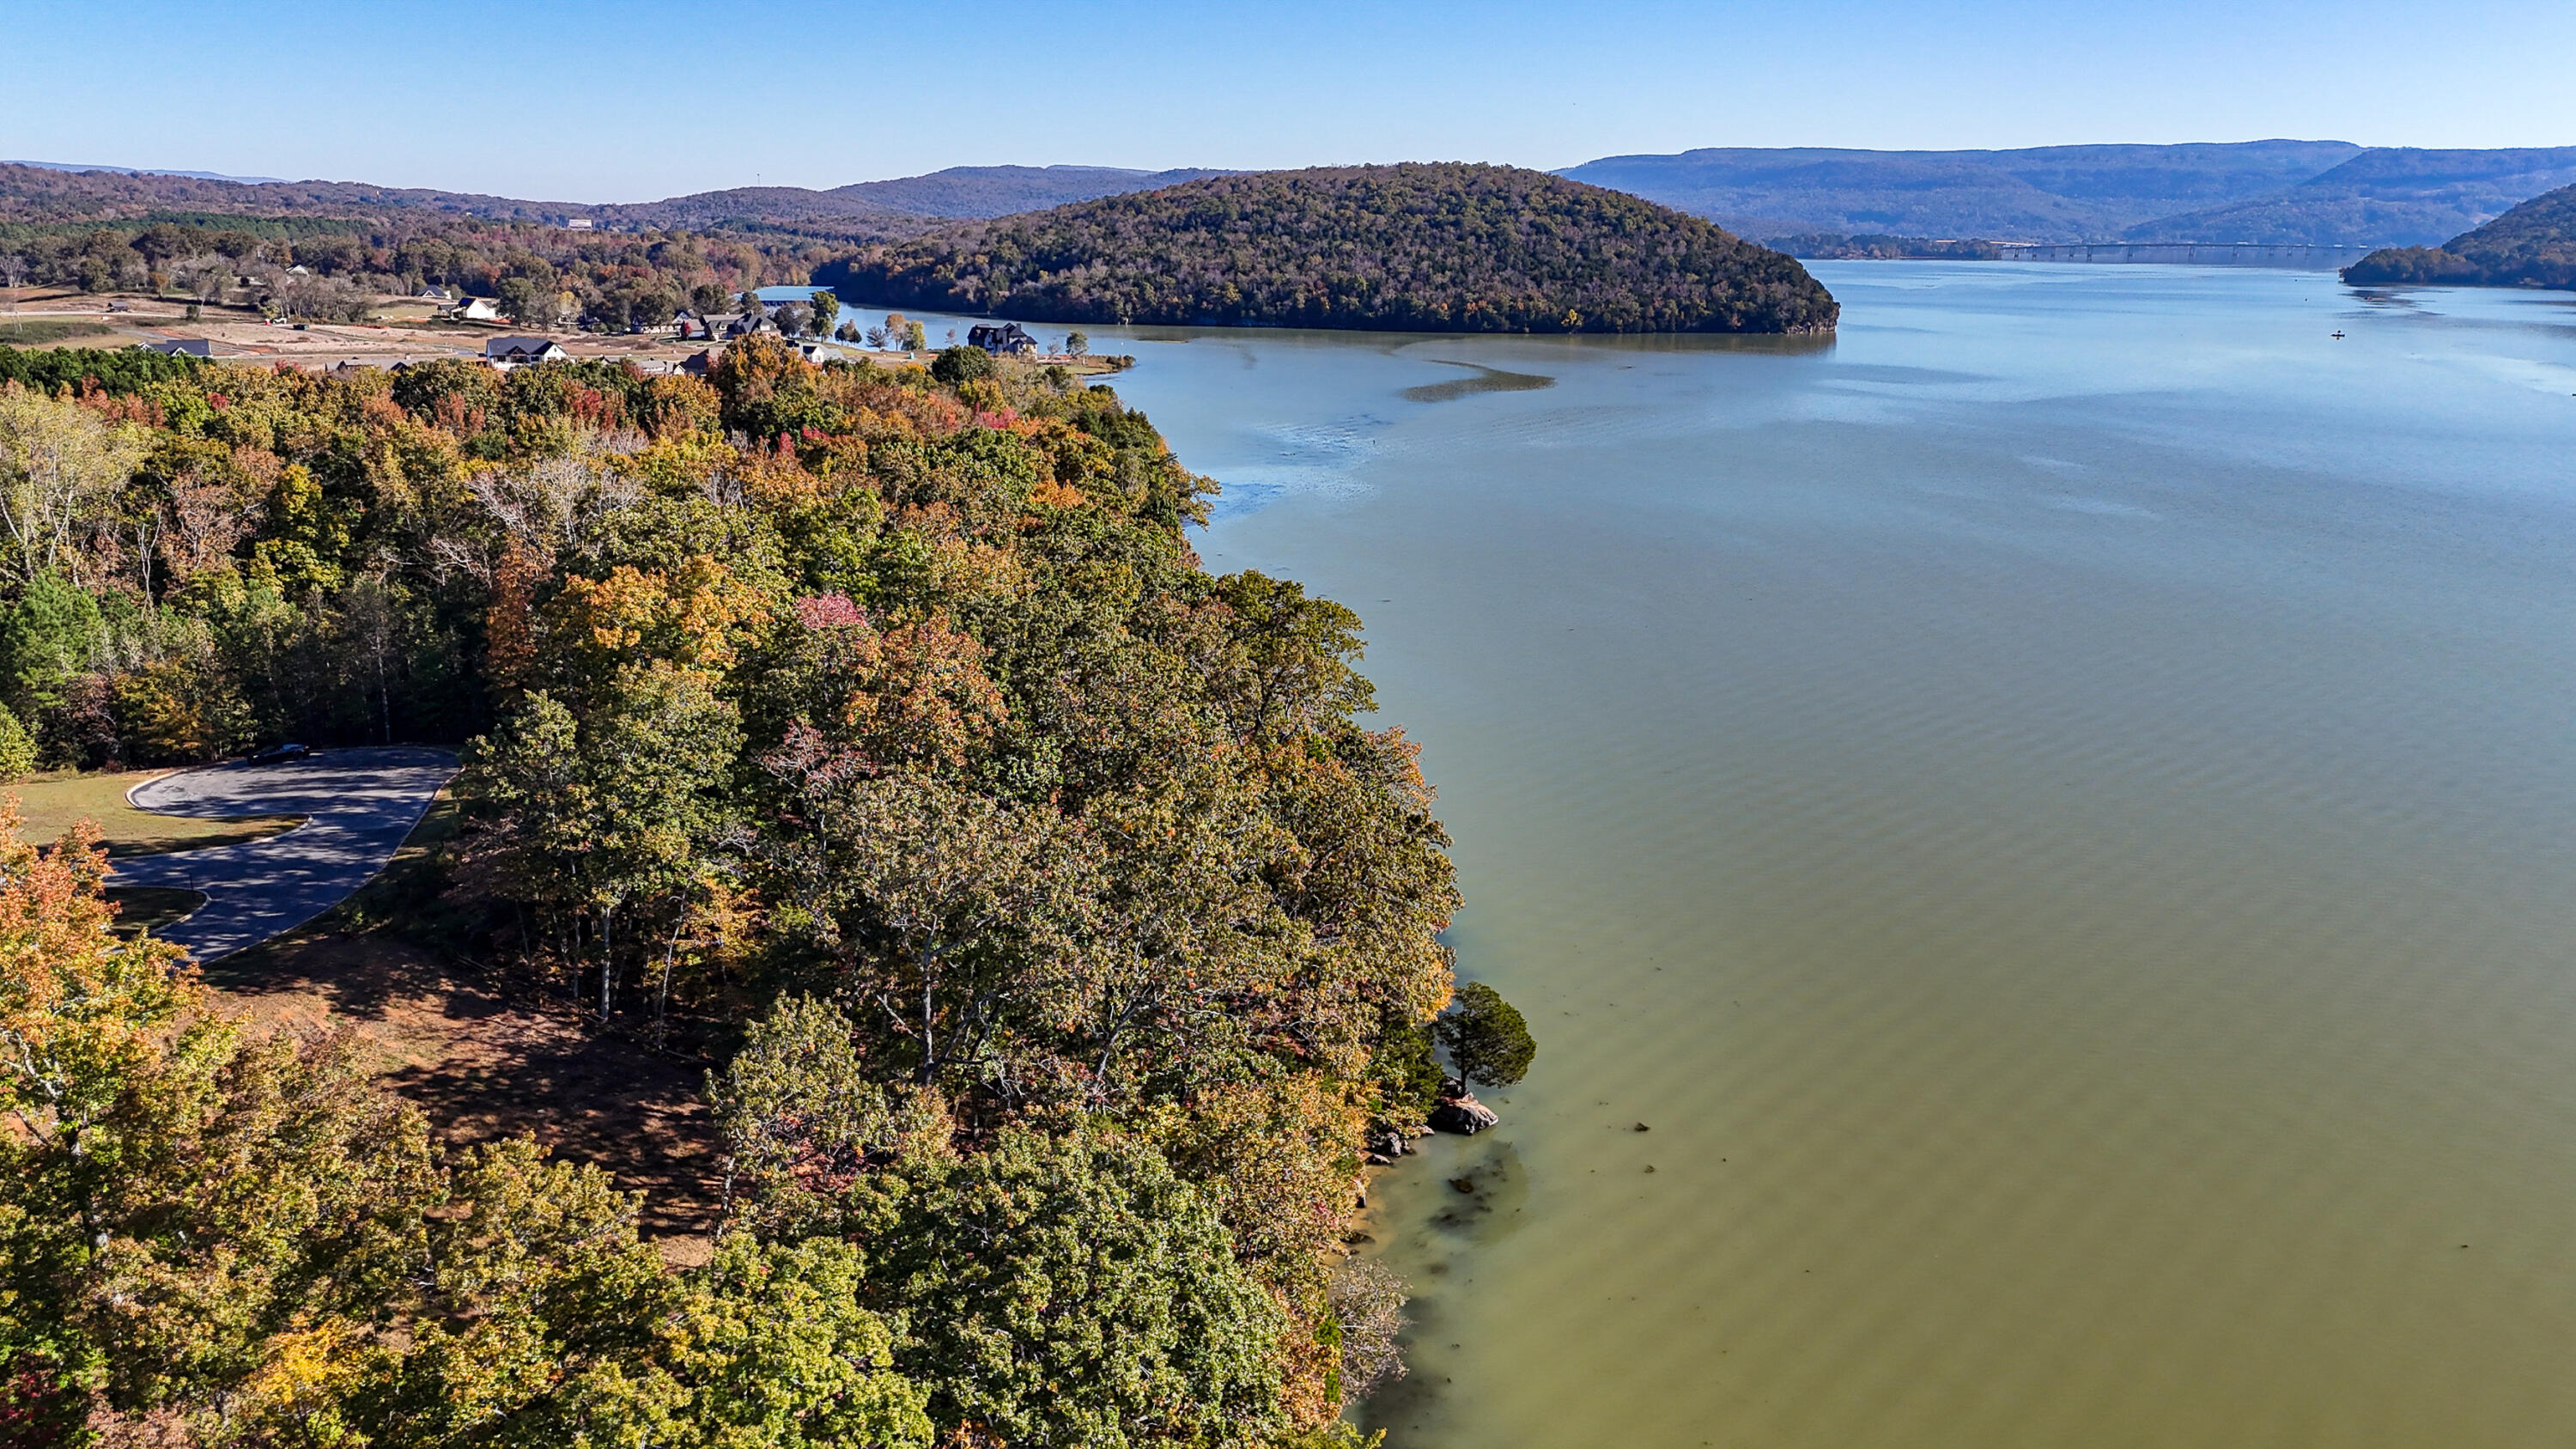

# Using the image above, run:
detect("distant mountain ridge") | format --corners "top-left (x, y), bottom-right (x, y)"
top-left (0, 161), bottom-right (1236, 240)
top-left (9, 159), bottom-right (287, 184)
top-left (828, 165), bottom-right (1236, 216)
top-left (606, 166), bottom-right (1239, 236)
top-left (2122, 148), bottom-right (2576, 246)
top-left (1558, 143), bottom-right (2576, 248)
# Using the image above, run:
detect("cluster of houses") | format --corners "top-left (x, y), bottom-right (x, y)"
top-left (416, 287), bottom-right (507, 322)
top-left (130, 291), bottom-right (1067, 378)
top-left (418, 288), bottom-right (848, 343)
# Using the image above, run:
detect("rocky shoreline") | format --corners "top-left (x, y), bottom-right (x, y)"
top-left (1368, 1076), bottom-right (1499, 1165)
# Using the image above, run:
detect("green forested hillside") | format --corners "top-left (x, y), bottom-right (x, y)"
top-left (2341, 180), bottom-right (2576, 288)
top-left (824, 163), bottom-right (1839, 334)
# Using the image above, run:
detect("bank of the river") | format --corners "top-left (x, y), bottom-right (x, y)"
top-left (1067, 264), bottom-right (2576, 1449)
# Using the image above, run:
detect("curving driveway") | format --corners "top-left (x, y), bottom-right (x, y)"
top-left (113, 746), bottom-right (459, 961)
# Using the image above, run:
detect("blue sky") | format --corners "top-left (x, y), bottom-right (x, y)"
top-left (8, 0), bottom-right (2573, 200)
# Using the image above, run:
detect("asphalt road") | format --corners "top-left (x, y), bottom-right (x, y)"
top-left (114, 746), bottom-right (459, 961)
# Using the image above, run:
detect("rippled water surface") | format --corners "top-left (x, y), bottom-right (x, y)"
top-left (1061, 265), bottom-right (2576, 1448)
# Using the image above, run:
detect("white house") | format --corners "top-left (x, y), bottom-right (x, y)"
top-left (452, 296), bottom-right (504, 322)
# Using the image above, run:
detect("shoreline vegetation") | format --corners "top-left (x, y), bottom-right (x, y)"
top-left (2341, 180), bottom-right (2576, 289)
top-left (0, 331), bottom-right (1534, 1446)
top-left (823, 163), bottom-right (1838, 336)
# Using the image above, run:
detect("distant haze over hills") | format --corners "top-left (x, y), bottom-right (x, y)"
top-left (606, 166), bottom-right (1236, 237)
top-left (1558, 143), bottom-right (2576, 247)
top-left (2342, 180), bottom-right (2576, 289)
top-left (13, 148), bottom-right (2576, 253)
top-left (830, 165), bottom-right (1235, 217)
top-left (2120, 148), bottom-right (2576, 247)
top-left (6, 159), bottom-right (287, 185)
top-left (0, 162), bottom-right (1236, 240)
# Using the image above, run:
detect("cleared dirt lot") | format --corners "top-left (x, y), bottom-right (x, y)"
top-left (213, 926), bottom-right (720, 1249)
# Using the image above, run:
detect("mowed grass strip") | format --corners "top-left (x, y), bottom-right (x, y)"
top-left (9, 770), bottom-right (306, 857)
top-left (0, 320), bottom-right (117, 344)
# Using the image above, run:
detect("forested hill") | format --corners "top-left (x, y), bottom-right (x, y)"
top-left (822, 163), bottom-right (1839, 334)
top-left (2340, 181), bottom-right (2576, 289)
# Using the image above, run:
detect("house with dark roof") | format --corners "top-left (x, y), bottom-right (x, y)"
top-left (968, 322), bottom-right (1036, 356)
top-left (138, 338), bottom-right (213, 357)
top-left (485, 337), bottom-right (569, 368)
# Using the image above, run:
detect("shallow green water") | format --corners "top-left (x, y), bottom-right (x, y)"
top-left (1072, 265), bottom-right (2576, 1447)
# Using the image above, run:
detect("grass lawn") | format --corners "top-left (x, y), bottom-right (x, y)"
top-left (0, 320), bottom-right (116, 344)
top-left (8, 770), bottom-right (305, 857)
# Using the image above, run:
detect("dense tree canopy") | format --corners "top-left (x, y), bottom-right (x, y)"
top-left (826, 163), bottom-right (1838, 334)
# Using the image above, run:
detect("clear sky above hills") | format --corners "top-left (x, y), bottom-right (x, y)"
top-left (9, 0), bottom-right (2573, 201)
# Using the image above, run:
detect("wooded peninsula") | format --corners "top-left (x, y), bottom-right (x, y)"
top-left (0, 335), bottom-right (1535, 1446)
top-left (823, 163), bottom-right (1840, 335)
top-left (2341, 180), bottom-right (2576, 289)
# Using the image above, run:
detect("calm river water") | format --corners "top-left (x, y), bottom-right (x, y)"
top-left (900, 265), bottom-right (2576, 1446)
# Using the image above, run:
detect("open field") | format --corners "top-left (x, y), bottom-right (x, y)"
top-left (9, 769), bottom-right (305, 856)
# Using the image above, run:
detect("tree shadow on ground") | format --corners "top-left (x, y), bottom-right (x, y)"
top-left (206, 928), bottom-right (720, 1248)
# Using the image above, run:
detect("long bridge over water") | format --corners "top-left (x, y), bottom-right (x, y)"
top-left (1996, 241), bottom-right (2377, 268)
